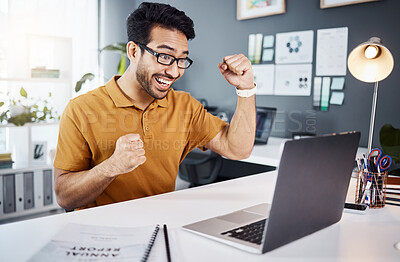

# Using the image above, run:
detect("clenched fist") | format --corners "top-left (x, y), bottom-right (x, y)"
top-left (218, 54), bottom-right (254, 90)
top-left (107, 134), bottom-right (146, 177)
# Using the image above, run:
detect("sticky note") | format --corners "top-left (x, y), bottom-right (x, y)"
top-left (263, 35), bottom-right (274, 48)
top-left (248, 34), bottom-right (255, 63)
top-left (321, 77), bottom-right (331, 111)
top-left (313, 77), bottom-right (322, 107)
top-left (262, 49), bottom-right (274, 62)
top-left (254, 34), bottom-right (263, 64)
top-left (330, 92), bottom-right (344, 105)
top-left (331, 77), bottom-right (345, 90)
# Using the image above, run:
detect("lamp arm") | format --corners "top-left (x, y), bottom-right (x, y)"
top-left (368, 81), bottom-right (379, 153)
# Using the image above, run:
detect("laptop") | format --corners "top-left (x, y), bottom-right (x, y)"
top-left (182, 132), bottom-right (360, 253)
top-left (255, 107), bottom-right (276, 145)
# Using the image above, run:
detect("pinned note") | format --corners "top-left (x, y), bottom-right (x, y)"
top-left (330, 92), bottom-right (345, 105)
top-left (331, 77), bottom-right (345, 90)
top-left (313, 77), bottom-right (322, 107)
top-left (321, 77), bottom-right (331, 111)
top-left (248, 34), bottom-right (256, 63)
top-left (263, 35), bottom-right (274, 48)
top-left (262, 49), bottom-right (274, 62)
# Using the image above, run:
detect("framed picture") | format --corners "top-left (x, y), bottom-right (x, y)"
top-left (32, 141), bottom-right (48, 165)
top-left (237, 0), bottom-right (286, 20)
top-left (320, 0), bottom-right (379, 9)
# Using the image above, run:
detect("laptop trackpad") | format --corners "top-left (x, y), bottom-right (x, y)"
top-left (217, 211), bottom-right (265, 224)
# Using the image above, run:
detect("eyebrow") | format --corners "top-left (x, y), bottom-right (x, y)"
top-left (156, 44), bottom-right (189, 55)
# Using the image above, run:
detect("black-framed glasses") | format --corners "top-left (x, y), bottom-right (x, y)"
top-left (137, 43), bottom-right (193, 69)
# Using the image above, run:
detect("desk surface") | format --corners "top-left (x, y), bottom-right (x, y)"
top-left (0, 171), bottom-right (399, 262)
top-left (240, 137), bottom-right (368, 167)
top-left (240, 137), bottom-right (286, 166)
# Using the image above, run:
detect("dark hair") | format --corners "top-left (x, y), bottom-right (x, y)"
top-left (126, 2), bottom-right (195, 47)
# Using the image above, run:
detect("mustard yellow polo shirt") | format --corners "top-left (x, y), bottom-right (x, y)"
top-left (54, 76), bottom-right (227, 209)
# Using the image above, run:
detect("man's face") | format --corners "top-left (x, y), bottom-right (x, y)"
top-left (136, 26), bottom-right (189, 99)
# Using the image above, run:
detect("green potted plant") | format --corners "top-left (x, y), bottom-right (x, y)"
top-left (75, 42), bottom-right (127, 92)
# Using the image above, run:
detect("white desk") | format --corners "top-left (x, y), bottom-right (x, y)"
top-left (241, 137), bottom-right (369, 167)
top-left (0, 171), bottom-right (399, 262)
top-left (240, 137), bottom-right (286, 166)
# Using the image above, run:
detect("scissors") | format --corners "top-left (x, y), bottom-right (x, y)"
top-left (367, 148), bottom-right (392, 172)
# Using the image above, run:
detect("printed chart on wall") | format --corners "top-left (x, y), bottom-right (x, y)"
top-left (274, 64), bottom-right (312, 96)
top-left (275, 30), bottom-right (314, 64)
top-left (316, 27), bottom-right (348, 76)
top-left (253, 64), bottom-right (275, 95)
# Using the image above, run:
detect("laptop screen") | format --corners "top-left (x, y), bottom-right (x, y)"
top-left (255, 107), bottom-right (276, 144)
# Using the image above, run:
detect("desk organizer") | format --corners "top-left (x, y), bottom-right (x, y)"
top-left (355, 170), bottom-right (387, 208)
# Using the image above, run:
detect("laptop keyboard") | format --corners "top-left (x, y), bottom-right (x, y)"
top-left (220, 219), bottom-right (267, 245)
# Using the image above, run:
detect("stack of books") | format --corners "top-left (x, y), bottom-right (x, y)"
top-left (386, 176), bottom-right (400, 207)
top-left (0, 153), bottom-right (13, 169)
top-left (31, 67), bottom-right (60, 78)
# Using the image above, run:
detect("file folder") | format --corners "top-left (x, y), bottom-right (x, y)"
top-left (3, 174), bottom-right (16, 214)
top-left (34, 170), bottom-right (43, 209)
top-left (15, 173), bottom-right (24, 213)
top-left (43, 169), bottom-right (53, 206)
top-left (0, 175), bottom-right (3, 215)
top-left (23, 172), bottom-right (34, 210)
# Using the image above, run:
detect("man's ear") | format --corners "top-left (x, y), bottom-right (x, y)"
top-left (127, 41), bottom-right (139, 62)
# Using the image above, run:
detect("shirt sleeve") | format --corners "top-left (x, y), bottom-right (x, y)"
top-left (186, 97), bottom-right (228, 153)
top-left (53, 100), bottom-right (92, 171)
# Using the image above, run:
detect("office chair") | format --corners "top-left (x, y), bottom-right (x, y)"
top-left (178, 148), bottom-right (223, 187)
top-left (380, 124), bottom-right (400, 176)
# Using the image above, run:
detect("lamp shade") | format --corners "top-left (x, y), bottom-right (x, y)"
top-left (348, 37), bottom-right (394, 83)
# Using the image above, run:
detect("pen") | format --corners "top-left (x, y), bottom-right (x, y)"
top-left (163, 224), bottom-right (172, 262)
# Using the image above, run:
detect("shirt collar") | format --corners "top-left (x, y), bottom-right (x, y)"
top-left (106, 75), bottom-right (168, 108)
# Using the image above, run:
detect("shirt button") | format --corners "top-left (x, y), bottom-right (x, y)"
top-left (145, 126), bottom-right (149, 131)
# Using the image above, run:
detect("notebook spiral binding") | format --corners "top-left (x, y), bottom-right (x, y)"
top-left (141, 224), bottom-right (161, 262)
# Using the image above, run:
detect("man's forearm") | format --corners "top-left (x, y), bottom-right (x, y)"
top-left (225, 95), bottom-right (256, 159)
top-left (54, 158), bottom-right (117, 210)
top-left (213, 53), bottom-right (256, 160)
top-left (54, 133), bottom-right (146, 210)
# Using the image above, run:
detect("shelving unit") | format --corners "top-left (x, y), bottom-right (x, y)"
top-left (0, 34), bottom-right (72, 223)
top-left (0, 122), bottom-right (62, 223)
top-left (0, 166), bottom-right (60, 223)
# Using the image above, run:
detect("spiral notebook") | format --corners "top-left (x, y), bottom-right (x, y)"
top-left (29, 223), bottom-right (165, 262)
top-left (141, 225), bottom-right (160, 261)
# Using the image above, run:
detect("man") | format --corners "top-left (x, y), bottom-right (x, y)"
top-left (54, 2), bottom-right (256, 210)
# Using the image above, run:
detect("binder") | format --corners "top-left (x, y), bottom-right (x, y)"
top-left (15, 173), bottom-right (24, 213)
top-left (34, 170), bottom-right (44, 209)
top-left (23, 172), bottom-right (35, 210)
top-left (43, 169), bottom-right (53, 206)
top-left (3, 174), bottom-right (16, 214)
top-left (0, 175), bottom-right (3, 215)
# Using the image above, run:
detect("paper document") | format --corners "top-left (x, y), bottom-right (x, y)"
top-left (316, 27), bottom-right (348, 76)
top-left (29, 223), bottom-right (166, 262)
top-left (274, 64), bottom-right (312, 96)
top-left (252, 64), bottom-right (275, 95)
top-left (275, 30), bottom-right (314, 64)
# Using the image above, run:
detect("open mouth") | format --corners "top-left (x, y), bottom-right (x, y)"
top-left (154, 76), bottom-right (173, 90)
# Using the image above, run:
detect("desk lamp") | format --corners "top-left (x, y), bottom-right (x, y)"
top-left (347, 37), bottom-right (394, 153)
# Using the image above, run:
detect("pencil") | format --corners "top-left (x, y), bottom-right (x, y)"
top-left (163, 224), bottom-right (172, 262)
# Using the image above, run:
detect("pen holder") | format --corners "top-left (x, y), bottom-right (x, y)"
top-left (355, 170), bottom-right (387, 208)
